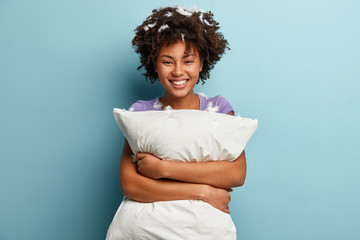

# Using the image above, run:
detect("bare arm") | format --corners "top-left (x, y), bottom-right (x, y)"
top-left (135, 111), bottom-right (247, 189)
top-left (120, 140), bottom-right (232, 213)
top-left (136, 151), bottom-right (246, 189)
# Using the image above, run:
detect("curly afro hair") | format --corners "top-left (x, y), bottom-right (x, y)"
top-left (132, 6), bottom-right (230, 84)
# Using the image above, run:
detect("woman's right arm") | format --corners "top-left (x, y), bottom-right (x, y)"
top-left (120, 140), bottom-right (231, 213)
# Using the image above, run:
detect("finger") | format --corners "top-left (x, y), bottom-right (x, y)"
top-left (225, 205), bottom-right (230, 213)
top-left (136, 159), bottom-right (142, 166)
top-left (136, 161), bottom-right (142, 172)
top-left (134, 153), bottom-right (146, 160)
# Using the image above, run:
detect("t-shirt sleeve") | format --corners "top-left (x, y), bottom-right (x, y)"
top-left (213, 95), bottom-right (234, 114)
top-left (128, 101), bottom-right (148, 112)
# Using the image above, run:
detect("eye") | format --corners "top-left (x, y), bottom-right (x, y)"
top-left (162, 61), bottom-right (173, 65)
top-left (184, 60), bottom-right (194, 64)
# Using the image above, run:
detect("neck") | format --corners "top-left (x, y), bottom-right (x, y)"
top-left (160, 92), bottom-right (199, 110)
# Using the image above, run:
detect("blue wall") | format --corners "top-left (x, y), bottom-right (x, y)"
top-left (1, 1), bottom-right (359, 239)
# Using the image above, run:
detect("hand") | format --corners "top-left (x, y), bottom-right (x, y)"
top-left (135, 153), bottom-right (165, 179)
top-left (203, 185), bottom-right (232, 214)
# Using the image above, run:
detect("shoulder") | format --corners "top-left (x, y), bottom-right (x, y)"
top-left (128, 98), bottom-right (162, 112)
top-left (199, 93), bottom-right (234, 114)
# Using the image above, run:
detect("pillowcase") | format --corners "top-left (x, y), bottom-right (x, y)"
top-left (113, 108), bottom-right (258, 162)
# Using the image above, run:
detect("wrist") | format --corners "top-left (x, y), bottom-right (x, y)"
top-left (198, 185), bottom-right (211, 202)
top-left (160, 160), bottom-right (170, 179)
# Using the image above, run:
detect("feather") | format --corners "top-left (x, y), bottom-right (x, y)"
top-left (176, 6), bottom-right (192, 16)
top-left (199, 13), bottom-right (204, 23)
top-left (204, 19), bottom-right (212, 26)
top-left (153, 99), bottom-right (163, 109)
top-left (158, 24), bottom-right (169, 32)
top-left (205, 101), bottom-right (219, 113)
top-left (164, 105), bottom-right (173, 111)
top-left (181, 33), bottom-right (185, 42)
top-left (148, 22), bottom-right (157, 28)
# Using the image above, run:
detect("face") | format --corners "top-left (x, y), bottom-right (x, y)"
top-left (155, 40), bottom-right (203, 99)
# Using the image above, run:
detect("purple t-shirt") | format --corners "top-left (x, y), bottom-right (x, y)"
top-left (128, 93), bottom-right (234, 114)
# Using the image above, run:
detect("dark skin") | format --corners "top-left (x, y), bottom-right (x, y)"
top-left (120, 41), bottom-right (246, 214)
top-left (121, 111), bottom-right (246, 214)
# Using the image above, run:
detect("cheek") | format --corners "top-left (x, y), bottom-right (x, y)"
top-left (156, 68), bottom-right (169, 83)
top-left (191, 66), bottom-right (202, 77)
top-left (157, 67), bottom-right (166, 77)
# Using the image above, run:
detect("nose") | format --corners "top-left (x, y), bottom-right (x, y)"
top-left (172, 62), bottom-right (184, 77)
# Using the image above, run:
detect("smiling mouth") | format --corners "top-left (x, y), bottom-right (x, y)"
top-left (169, 79), bottom-right (189, 88)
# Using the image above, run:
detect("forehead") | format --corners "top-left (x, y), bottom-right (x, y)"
top-left (159, 40), bottom-right (199, 56)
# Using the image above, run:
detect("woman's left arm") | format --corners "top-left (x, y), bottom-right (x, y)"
top-left (135, 111), bottom-right (247, 189)
top-left (136, 151), bottom-right (246, 189)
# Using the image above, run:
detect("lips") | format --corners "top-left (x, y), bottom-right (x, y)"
top-left (169, 79), bottom-right (189, 88)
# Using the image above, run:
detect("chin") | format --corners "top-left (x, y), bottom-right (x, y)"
top-left (169, 91), bottom-right (190, 98)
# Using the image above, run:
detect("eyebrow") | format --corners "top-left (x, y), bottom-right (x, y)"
top-left (159, 54), bottom-right (196, 59)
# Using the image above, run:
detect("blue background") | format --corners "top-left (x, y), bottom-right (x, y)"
top-left (1, 0), bottom-right (359, 239)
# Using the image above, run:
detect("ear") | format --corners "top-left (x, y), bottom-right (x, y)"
top-left (199, 60), bottom-right (203, 72)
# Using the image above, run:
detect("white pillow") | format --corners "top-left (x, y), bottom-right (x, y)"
top-left (113, 108), bottom-right (257, 162)
top-left (109, 108), bottom-right (258, 239)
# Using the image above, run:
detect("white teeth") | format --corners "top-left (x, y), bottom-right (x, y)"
top-left (171, 80), bottom-right (187, 85)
